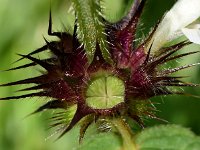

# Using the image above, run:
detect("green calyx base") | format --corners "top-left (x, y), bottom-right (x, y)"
top-left (86, 75), bottom-right (125, 109)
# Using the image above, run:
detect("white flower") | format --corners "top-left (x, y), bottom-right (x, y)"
top-left (148, 0), bottom-right (200, 53)
top-left (182, 21), bottom-right (200, 44)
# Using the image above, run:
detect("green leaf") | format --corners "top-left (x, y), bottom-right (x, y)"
top-left (72, 0), bottom-right (112, 64)
top-left (136, 125), bottom-right (200, 150)
top-left (77, 132), bottom-right (122, 150)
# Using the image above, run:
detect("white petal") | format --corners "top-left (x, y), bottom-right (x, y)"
top-left (182, 24), bottom-right (200, 44)
top-left (149, 0), bottom-right (200, 53)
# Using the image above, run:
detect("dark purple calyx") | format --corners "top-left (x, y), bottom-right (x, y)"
top-left (1, 0), bottom-right (200, 141)
top-left (108, 0), bottom-right (146, 68)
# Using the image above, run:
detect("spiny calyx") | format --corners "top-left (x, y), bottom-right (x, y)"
top-left (1, 0), bottom-right (199, 141)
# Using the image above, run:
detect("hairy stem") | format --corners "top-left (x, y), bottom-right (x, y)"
top-left (112, 118), bottom-right (137, 150)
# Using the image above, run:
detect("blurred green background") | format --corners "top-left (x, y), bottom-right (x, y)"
top-left (0, 0), bottom-right (199, 150)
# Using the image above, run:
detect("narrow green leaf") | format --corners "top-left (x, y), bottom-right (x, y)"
top-left (136, 125), bottom-right (200, 150)
top-left (72, 0), bottom-right (112, 64)
top-left (92, 1), bottom-right (113, 64)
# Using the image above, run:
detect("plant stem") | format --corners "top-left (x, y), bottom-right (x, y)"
top-left (112, 118), bottom-right (137, 150)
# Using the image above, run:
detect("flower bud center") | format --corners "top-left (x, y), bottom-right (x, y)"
top-left (86, 75), bottom-right (125, 109)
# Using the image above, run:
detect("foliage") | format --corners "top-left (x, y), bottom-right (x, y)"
top-left (78, 125), bottom-right (200, 150)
